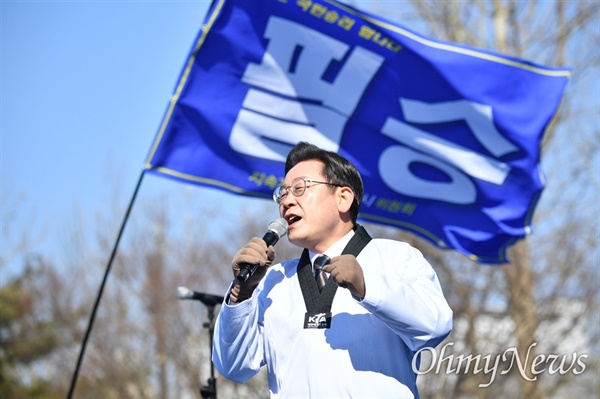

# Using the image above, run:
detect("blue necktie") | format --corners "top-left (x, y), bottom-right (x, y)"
top-left (313, 255), bottom-right (331, 293)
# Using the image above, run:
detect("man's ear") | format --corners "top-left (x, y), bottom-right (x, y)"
top-left (337, 186), bottom-right (354, 214)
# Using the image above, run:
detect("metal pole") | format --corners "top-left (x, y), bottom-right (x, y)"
top-left (66, 171), bottom-right (146, 399)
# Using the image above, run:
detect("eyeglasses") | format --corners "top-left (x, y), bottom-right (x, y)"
top-left (273, 178), bottom-right (343, 204)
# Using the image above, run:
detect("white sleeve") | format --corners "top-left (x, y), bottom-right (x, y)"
top-left (358, 240), bottom-right (453, 351)
top-left (212, 281), bottom-right (265, 384)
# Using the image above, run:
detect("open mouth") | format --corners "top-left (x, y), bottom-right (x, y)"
top-left (286, 215), bottom-right (301, 227)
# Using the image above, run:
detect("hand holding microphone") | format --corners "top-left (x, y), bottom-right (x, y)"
top-left (233, 237), bottom-right (275, 279)
top-left (230, 218), bottom-right (287, 303)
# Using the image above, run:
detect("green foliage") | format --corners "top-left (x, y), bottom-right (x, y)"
top-left (0, 265), bottom-right (64, 398)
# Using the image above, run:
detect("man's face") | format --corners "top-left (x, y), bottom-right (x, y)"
top-left (278, 159), bottom-right (346, 253)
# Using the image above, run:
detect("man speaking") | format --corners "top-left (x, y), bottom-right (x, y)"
top-left (213, 142), bottom-right (452, 398)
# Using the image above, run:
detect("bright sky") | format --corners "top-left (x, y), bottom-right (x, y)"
top-left (3, 0), bottom-right (212, 204)
top-left (2, 1), bottom-right (242, 267)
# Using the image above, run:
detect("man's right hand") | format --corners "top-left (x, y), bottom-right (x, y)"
top-left (230, 237), bottom-right (275, 303)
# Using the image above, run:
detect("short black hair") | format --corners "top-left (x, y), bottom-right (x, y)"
top-left (285, 142), bottom-right (363, 224)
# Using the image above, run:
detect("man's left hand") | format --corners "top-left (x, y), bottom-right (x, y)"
top-left (323, 254), bottom-right (365, 300)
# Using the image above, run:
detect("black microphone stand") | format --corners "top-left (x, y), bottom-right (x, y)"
top-left (200, 294), bottom-right (221, 399)
top-left (179, 290), bottom-right (223, 399)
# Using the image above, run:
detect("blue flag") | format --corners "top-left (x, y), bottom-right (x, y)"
top-left (144, 0), bottom-right (570, 263)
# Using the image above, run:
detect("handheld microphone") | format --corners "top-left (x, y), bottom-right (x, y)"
top-left (176, 286), bottom-right (224, 307)
top-left (237, 218), bottom-right (288, 283)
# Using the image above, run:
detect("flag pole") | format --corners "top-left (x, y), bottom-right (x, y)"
top-left (66, 170), bottom-right (146, 399)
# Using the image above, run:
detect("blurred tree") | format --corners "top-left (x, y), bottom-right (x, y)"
top-left (0, 187), bottom-right (84, 398)
top-left (0, 258), bottom-right (73, 398)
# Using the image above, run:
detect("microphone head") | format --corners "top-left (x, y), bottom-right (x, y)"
top-left (268, 217), bottom-right (288, 238)
top-left (176, 286), bottom-right (193, 300)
